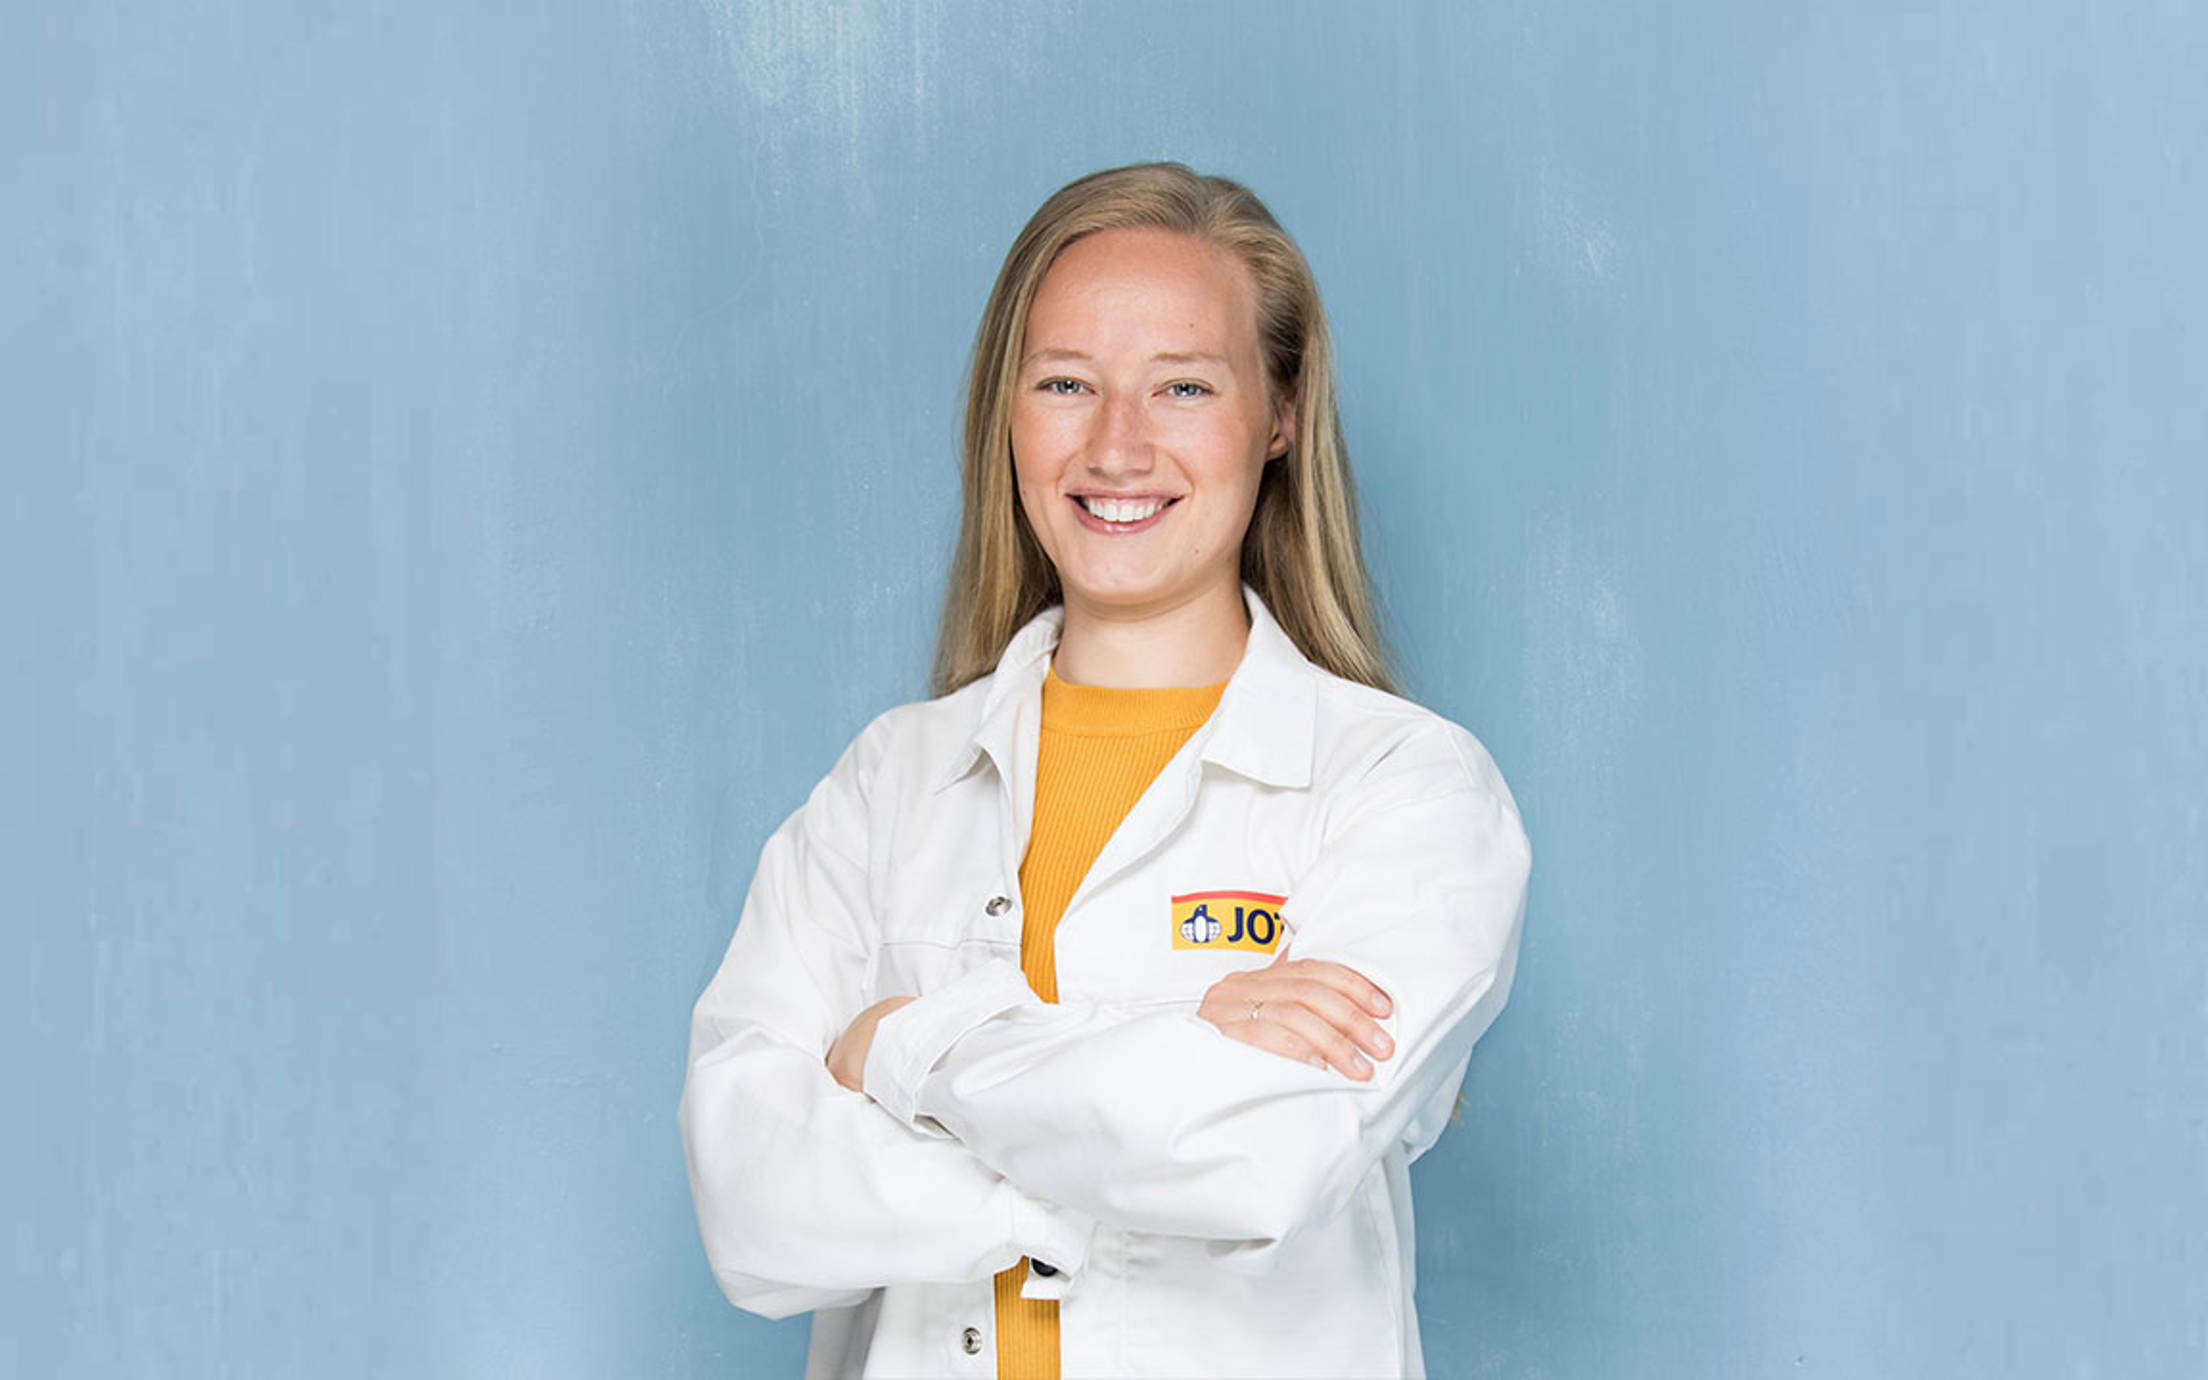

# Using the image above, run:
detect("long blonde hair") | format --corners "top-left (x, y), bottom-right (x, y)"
top-left (930, 162), bottom-right (1392, 696)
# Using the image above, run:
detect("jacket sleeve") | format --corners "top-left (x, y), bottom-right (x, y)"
top-left (859, 721), bottom-right (1530, 1273)
top-left (678, 722), bottom-right (1096, 1319)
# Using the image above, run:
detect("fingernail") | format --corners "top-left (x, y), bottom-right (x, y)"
top-left (1351, 1054), bottom-right (1372, 1077)
top-left (1308, 1055), bottom-right (1327, 1069)
top-left (1373, 1030), bottom-right (1393, 1056)
top-left (1368, 994), bottom-right (1391, 1016)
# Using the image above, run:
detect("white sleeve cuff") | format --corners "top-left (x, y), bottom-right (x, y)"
top-left (862, 959), bottom-right (1038, 1128)
top-left (1012, 1189), bottom-right (1095, 1298)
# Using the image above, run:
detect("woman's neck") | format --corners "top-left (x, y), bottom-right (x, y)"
top-left (1051, 581), bottom-right (1250, 688)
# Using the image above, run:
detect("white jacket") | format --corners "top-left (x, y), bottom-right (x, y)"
top-left (680, 587), bottom-right (1530, 1379)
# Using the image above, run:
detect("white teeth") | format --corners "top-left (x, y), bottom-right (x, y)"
top-left (1079, 495), bottom-right (1167, 524)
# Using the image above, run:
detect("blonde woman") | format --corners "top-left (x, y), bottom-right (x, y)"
top-left (680, 162), bottom-right (1530, 1379)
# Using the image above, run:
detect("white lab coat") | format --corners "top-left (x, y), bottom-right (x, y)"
top-left (680, 586), bottom-right (1530, 1379)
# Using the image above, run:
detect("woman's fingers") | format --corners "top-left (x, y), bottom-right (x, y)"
top-left (1257, 963), bottom-right (1395, 1059)
top-left (1198, 958), bottom-right (1397, 1079)
top-left (1253, 997), bottom-right (1376, 1080)
top-left (1281, 977), bottom-right (1394, 1062)
top-left (1208, 995), bottom-right (1372, 1080)
top-left (1279, 958), bottom-right (1391, 1019)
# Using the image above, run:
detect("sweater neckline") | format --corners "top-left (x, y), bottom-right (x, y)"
top-left (1040, 662), bottom-right (1228, 736)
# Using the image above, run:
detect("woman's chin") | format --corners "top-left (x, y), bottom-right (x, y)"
top-left (1058, 571), bottom-right (1237, 621)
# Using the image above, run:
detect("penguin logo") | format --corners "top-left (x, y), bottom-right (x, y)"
top-left (1179, 902), bottom-right (1222, 945)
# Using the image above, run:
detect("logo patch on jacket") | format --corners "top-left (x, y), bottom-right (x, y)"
top-left (1172, 890), bottom-right (1288, 953)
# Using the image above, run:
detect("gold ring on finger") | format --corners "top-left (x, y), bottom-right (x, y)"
top-left (1247, 999), bottom-right (1264, 1023)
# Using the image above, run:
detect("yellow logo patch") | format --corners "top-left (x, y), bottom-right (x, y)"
top-left (1171, 890), bottom-right (1288, 953)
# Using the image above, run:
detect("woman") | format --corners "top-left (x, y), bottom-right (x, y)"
top-left (680, 162), bottom-right (1530, 1379)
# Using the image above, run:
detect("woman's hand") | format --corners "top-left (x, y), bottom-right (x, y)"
top-left (826, 996), bottom-right (916, 1092)
top-left (1198, 953), bottom-right (1395, 1080)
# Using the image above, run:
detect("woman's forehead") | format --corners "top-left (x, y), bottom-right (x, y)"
top-left (1024, 229), bottom-right (1262, 362)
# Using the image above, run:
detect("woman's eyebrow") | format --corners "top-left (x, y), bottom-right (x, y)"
top-left (1019, 347), bottom-right (1232, 368)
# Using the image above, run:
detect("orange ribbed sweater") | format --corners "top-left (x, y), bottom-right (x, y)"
top-left (993, 663), bottom-right (1227, 1380)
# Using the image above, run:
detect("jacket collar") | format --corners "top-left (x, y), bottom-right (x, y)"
top-left (932, 583), bottom-right (1319, 793)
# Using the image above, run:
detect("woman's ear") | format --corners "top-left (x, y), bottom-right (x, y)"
top-left (1268, 391), bottom-right (1297, 461)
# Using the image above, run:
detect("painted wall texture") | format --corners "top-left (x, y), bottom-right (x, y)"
top-left (6, 2), bottom-right (2203, 1375)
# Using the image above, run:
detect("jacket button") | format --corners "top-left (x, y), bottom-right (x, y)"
top-left (985, 895), bottom-right (1012, 917)
top-left (960, 1326), bottom-right (983, 1355)
top-left (1030, 1260), bottom-right (1058, 1277)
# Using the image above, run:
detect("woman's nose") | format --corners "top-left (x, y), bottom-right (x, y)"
top-left (1086, 391), bottom-right (1153, 475)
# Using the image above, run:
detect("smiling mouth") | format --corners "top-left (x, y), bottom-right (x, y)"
top-left (1073, 494), bottom-right (1177, 527)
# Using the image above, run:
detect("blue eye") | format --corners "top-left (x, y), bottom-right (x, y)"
top-left (1165, 381), bottom-right (1213, 399)
top-left (1038, 378), bottom-right (1087, 395)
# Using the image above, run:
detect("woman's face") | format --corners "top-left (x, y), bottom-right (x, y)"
top-left (1011, 227), bottom-right (1293, 626)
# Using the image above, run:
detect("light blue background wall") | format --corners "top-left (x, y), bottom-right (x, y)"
top-left (7, 2), bottom-right (2203, 1375)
